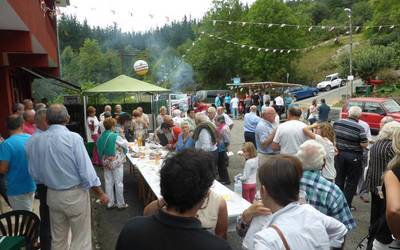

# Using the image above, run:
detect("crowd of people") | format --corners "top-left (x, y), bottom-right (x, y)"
top-left (0, 94), bottom-right (400, 250)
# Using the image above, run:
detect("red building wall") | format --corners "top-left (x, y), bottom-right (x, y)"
top-left (0, 0), bottom-right (60, 136)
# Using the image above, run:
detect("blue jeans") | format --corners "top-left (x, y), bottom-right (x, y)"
top-left (232, 108), bottom-right (238, 119)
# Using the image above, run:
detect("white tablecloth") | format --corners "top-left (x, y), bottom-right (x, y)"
top-left (127, 153), bottom-right (251, 231)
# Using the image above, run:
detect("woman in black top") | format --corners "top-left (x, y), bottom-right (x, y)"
top-left (366, 122), bottom-right (400, 228)
top-left (371, 127), bottom-right (400, 249)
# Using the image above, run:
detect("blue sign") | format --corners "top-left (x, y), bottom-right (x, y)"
top-left (232, 77), bottom-right (241, 86)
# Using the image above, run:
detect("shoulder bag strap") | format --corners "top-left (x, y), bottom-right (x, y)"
top-left (270, 224), bottom-right (290, 250)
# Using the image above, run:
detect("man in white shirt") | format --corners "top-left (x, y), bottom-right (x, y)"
top-left (274, 95), bottom-right (284, 118)
top-left (217, 106), bottom-right (234, 130)
top-left (272, 107), bottom-right (308, 155)
top-left (230, 94), bottom-right (240, 119)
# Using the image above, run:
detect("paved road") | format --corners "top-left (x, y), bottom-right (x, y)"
top-left (93, 119), bottom-right (370, 250)
top-left (296, 79), bottom-right (363, 107)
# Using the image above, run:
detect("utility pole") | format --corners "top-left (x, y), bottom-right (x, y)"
top-left (345, 8), bottom-right (353, 97)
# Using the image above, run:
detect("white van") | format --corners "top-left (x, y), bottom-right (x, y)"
top-left (317, 73), bottom-right (345, 91)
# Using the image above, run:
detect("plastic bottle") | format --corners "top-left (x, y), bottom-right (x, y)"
top-left (234, 175), bottom-right (242, 195)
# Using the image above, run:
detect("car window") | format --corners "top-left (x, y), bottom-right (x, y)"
top-left (383, 100), bottom-right (400, 113)
top-left (363, 102), bottom-right (385, 115)
top-left (332, 76), bottom-right (337, 81)
top-left (325, 77), bottom-right (331, 81)
top-left (347, 101), bottom-right (363, 110)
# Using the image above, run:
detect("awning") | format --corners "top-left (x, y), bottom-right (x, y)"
top-left (83, 75), bottom-right (169, 94)
top-left (21, 67), bottom-right (81, 91)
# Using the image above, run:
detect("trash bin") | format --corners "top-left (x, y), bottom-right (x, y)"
top-left (355, 85), bottom-right (373, 96)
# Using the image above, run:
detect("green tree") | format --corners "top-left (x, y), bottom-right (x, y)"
top-left (367, 0), bottom-right (400, 45)
top-left (339, 45), bottom-right (396, 81)
top-left (240, 0), bottom-right (305, 82)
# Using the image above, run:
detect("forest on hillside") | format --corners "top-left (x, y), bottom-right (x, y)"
top-left (33, 0), bottom-right (400, 102)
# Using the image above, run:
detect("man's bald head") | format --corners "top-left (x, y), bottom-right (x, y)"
top-left (262, 107), bottom-right (276, 123)
top-left (250, 105), bottom-right (257, 113)
top-left (47, 104), bottom-right (70, 125)
top-left (23, 109), bottom-right (35, 124)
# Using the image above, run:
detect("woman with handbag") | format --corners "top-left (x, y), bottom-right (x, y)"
top-left (97, 117), bottom-right (129, 209)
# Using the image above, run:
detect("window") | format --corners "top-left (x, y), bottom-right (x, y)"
top-left (347, 101), bottom-right (363, 110)
top-left (363, 102), bottom-right (385, 115)
top-left (383, 100), bottom-right (400, 113)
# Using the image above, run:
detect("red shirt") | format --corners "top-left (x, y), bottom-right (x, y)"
top-left (23, 123), bottom-right (36, 135)
top-left (172, 126), bottom-right (182, 144)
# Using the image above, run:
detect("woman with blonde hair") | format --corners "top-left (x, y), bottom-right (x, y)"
top-left (303, 122), bottom-right (336, 181)
top-left (156, 106), bottom-right (167, 128)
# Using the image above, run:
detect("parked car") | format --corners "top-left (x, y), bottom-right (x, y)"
top-left (159, 93), bottom-right (189, 112)
top-left (284, 86), bottom-right (319, 101)
top-left (340, 97), bottom-right (400, 131)
top-left (195, 90), bottom-right (233, 104)
top-left (170, 93), bottom-right (189, 112)
top-left (317, 73), bottom-right (345, 91)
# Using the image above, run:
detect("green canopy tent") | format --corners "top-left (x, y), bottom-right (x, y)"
top-left (83, 74), bottom-right (169, 94)
top-left (82, 74), bottom-right (170, 136)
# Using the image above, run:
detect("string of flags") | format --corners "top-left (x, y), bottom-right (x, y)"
top-left (200, 31), bottom-right (327, 54)
top-left (60, 6), bottom-right (398, 33)
top-left (208, 19), bottom-right (398, 32)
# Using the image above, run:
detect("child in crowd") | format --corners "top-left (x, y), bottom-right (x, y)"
top-left (240, 142), bottom-right (259, 203)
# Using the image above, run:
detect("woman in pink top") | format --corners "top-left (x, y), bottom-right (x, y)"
top-left (22, 110), bottom-right (36, 135)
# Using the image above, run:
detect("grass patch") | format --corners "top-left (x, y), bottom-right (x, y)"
top-left (293, 34), bottom-right (368, 84)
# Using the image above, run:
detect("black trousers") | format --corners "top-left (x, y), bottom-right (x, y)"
top-left (370, 192), bottom-right (385, 228)
top-left (335, 151), bottom-right (363, 207)
top-left (225, 103), bottom-right (231, 114)
top-left (217, 151), bottom-right (230, 183)
top-left (37, 184), bottom-right (51, 250)
top-left (244, 132), bottom-right (256, 149)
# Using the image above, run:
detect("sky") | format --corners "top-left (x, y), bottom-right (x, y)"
top-left (60, 0), bottom-right (256, 32)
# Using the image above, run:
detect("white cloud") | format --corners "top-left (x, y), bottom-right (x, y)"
top-left (61, 0), bottom-right (255, 32)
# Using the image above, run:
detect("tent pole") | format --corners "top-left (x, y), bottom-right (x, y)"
top-left (168, 93), bottom-right (172, 115)
top-left (151, 94), bottom-right (155, 131)
top-left (83, 95), bottom-right (88, 142)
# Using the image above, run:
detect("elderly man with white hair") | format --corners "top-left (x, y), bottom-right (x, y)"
top-left (297, 140), bottom-right (356, 234)
top-left (100, 105), bottom-right (112, 121)
top-left (333, 106), bottom-right (368, 210)
top-left (172, 109), bottom-right (183, 126)
top-left (255, 107), bottom-right (277, 166)
top-left (217, 106), bottom-right (234, 130)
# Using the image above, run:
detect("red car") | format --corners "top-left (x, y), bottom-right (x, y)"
top-left (340, 97), bottom-right (400, 131)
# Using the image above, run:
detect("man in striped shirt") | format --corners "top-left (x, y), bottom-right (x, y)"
top-left (333, 106), bottom-right (368, 209)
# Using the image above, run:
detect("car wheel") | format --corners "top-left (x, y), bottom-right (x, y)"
top-left (325, 85), bottom-right (331, 91)
top-left (340, 81), bottom-right (346, 87)
top-left (313, 91), bottom-right (317, 96)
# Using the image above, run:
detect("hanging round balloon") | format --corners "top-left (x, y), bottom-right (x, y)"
top-left (133, 60), bottom-right (149, 76)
